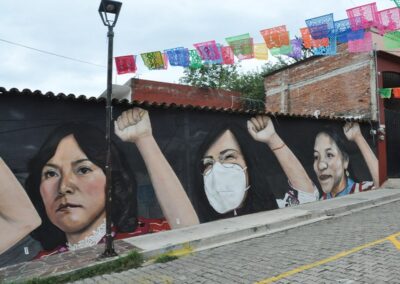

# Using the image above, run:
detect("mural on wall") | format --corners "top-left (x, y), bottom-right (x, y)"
top-left (0, 94), bottom-right (378, 267)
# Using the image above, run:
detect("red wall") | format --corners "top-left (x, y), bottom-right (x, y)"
top-left (130, 79), bottom-right (243, 109)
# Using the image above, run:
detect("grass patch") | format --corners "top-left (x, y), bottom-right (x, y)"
top-left (154, 254), bottom-right (179, 264)
top-left (23, 250), bottom-right (143, 284)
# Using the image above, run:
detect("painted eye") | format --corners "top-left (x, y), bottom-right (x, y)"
top-left (313, 155), bottom-right (318, 161)
top-left (223, 154), bottom-right (236, 161)
top-left (327, 153), bottom-right (334, 158)
top-left (43, 169), bottom-right (59, 179)
top-left (200, 158), bottom-right (214, 174)
top-left (77, 167), bottom-right (92, 175)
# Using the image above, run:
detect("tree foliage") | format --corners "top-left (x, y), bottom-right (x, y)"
top-left (179, 45), bottom-right (315, 110)
top-left (179, 57), bottom-right (291, 110)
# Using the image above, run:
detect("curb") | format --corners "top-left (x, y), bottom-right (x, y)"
top-left (127, 188), bottom-right (400, 259)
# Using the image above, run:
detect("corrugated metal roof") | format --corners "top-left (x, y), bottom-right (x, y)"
top-left (0, 87), bottom-right (373, 123)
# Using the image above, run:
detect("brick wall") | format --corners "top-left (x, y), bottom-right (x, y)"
top-left (130, 79), bottom-right (242, 109)
top-left (264, 44), bottom-right (374, 118)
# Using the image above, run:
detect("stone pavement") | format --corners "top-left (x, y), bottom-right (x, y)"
top-left (75, 198), bottom-right (400, 283)
top-left (1, 182), bottom-right (400, 283)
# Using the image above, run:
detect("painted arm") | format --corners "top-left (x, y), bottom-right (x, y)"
top-left (0, 158), bottom-right (41, 255)
top-left (343, 122), bottom-right (379, 187)
top-left (114, 107), bottom-right (199, 229)
top-left (247, 115), bottom-right (314, 194)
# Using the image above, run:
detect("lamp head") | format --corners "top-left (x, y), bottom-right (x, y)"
top-left (99, 0), bottom-right (122, 28)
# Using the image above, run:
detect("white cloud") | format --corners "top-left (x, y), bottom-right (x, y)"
top-left (0, 0), bottom-right (396, 97)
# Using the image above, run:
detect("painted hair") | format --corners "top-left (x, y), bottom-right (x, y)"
top-left (315, 125), bottom-right (349, 163)
top-left (26, 122), bottom-right (137, 250)
top-left (193, 121), bottom-right (278, 223)
top-left (314, 124), bottom-right (355, 181)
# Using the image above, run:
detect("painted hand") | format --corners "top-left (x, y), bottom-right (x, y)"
top-left (343, 122), bottom-right (362, 142)
top-left (247, 115), bottom-right (276, 144)
top-left (114, 107), bottom-right (152, 143)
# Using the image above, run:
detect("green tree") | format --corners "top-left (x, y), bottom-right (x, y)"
top-left (179, 64), bottom-right (239, 90)
top-left (179, 58), bottom-right (292, 110)
top-left (179, 41), bottom-right (315, 110)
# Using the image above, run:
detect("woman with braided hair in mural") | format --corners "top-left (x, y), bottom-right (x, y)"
top-left (313, 122), bottom-right (379, 199)
top-left (0, 107), bottom-right (198, 260)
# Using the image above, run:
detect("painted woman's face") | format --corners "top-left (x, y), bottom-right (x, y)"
top-left (202, 130), bottom-right (249, 213)
top-left (313, 133), bottom-right (348, 195)
top-left (203, 130), bottom-right (247, 177)
top-left (40, 134), bottom-right (106, 235)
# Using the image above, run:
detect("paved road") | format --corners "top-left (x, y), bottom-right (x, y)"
top-left (75, 200), bottom-right (400, 284)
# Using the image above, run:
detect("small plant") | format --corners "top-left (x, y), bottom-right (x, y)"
top-left (154, 254), bottom-right (179, 264)
top-left (23, 250), bottom-right (143, 284)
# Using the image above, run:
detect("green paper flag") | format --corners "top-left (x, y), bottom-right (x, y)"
top-left (189, 49), bottom-right (203, 69)
top-left (141, 51), bottom-right (165, 70)
top-left (379, 88), bottom-right (392, 99)
top-left (383, 31), bottom-right (400, 50)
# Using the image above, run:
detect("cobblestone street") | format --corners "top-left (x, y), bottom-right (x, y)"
top-left (75, 200), bottom-right (400, 284)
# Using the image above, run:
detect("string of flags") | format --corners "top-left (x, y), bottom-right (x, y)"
top-left (380, 88), bottom-right (400, 99)
top-left (114, 2), bottom-right (400, 75)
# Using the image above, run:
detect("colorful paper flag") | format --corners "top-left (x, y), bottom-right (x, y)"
top-left (384, 31), bottom-right (400, 49)
top-left (165, 47), bottom-right (190, 67)
top-left (287, 39), bottom-right (303, 60)
top-left (346, 2), bottom-right (380, 31)
top-left (260, 25), bottom-right (290, 49)
top-left (189, 49), bottom-right (203, 69)
top-left (393, 88), bottom-right (400, 98)
top-left (254, 43), bottom-right (268, 60)
top-left (193, 40), bottom-right (222, 64)
top-left (162, 53), bottom-right (168, 70)
top-left (300, 27), bottom-right (329, 49)
top-left (313, 35), bottom-right (337, 56)
top-left (334, 19), bottom-right (352, 43)
top-left (221, 46), bottom-right (235, 65)
top-left (379, 7), bottom-right (400, 32)
top-left (392, 0), bottom-right (400, 8)
top-left (141, 51), bottom-right (165, 70)
top-left (115, 55), bottom-right (137, 75)
top-left (379, 88), bottom-right (392, 98)
top-left (225, 34), bottom-right (254, 60)
top-left (348, 31), bottom-right (372, 53)
top-left (305, 13), bottom-right (335, 40)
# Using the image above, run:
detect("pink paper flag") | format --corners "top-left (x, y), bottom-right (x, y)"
top-left (193, 40), bottom-right (221, 62)
top-left (379, 7), bottom-right (400, 32)
top-left (347, 2), bottom-right (380, 30)
top-left (115, 55), bottom-right (136, 75)
top-left (221, 46), bottom-right (235, 65)
top-left (348, 32), bottom-right (373, 52)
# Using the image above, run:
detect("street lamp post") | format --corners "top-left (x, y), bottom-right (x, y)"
top-left (98, 0), bottom-right (122, 257)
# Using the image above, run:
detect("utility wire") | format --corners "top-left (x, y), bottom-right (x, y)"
top-left (0, 38), bottom-right (106, 68)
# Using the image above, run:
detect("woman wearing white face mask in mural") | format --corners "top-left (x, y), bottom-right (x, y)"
top-left (194, 115), bottom-right (319, 222)
top-left (314, 122), bottom-right (378, 199)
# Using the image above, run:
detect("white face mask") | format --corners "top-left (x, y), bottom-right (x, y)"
top-left (203, 162), bottom-right (249, 214)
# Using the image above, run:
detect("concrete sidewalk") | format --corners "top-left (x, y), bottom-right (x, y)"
top-left (1, 182), bottom-right (400, 283)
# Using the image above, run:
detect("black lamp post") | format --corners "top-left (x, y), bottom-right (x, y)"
top-left (98, 0), bottom-right (122, 258)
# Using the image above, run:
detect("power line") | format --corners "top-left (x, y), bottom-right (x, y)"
top-left (0, 38), bottom-right (106, 68)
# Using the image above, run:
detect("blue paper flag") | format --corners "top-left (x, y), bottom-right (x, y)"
top-left (306, 13), bottom-right (335, 40)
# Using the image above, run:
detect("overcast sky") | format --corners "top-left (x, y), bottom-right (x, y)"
top-left (0, 0), bottom-right (395, 97)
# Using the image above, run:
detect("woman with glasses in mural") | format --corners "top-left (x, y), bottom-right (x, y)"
top-left (193, 115), bottom-right (319, 222)
top-left (313, 122), bottom-right (378, 199)
top-left (1, 107), bottom-right (198, 259)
